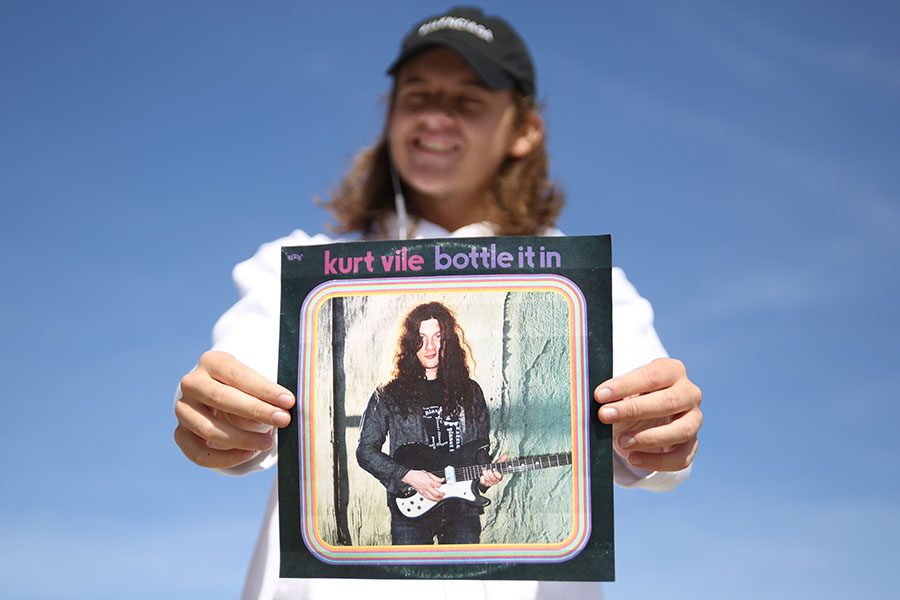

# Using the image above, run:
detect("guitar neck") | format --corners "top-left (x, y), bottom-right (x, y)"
top-left (452, 453), bottom-right (572, 482)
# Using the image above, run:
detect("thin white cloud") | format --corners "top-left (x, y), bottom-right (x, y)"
top-left (598, 74), bottom-right (900, 250)
top-left (641, 1), bottom-right (900, 92)
top-left (720, 3), bottom-right (900, 92)
top-left (700, 263), bottom-right (831, 319)
top-left (674, 233), bottom-right (890, 326)
top-left (559, 18), bottom-right (899, 318)
top-left (550, 48), bottom-right (900, 321)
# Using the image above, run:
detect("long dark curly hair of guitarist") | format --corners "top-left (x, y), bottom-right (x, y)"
top-left (384, 301), bottom-right (476, 420)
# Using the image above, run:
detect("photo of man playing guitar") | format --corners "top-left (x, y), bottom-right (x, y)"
top-left (356, 301), bottom-right (505, 545)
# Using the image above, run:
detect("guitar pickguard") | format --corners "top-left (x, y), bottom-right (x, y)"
top-left (393, 480), bottom-right (483, 519)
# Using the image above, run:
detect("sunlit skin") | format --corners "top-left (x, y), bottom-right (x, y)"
top-left (388, 47), bottom-right (542, 231)
top-left (416, 318), bottom-right (441, 379)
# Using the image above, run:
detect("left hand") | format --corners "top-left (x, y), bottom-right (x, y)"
top-left (479, 454), bottom-right (508, 487)
top-left (594, 357), bottom-right (702, 471)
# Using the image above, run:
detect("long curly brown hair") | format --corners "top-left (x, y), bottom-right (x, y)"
top-left (324, 93), bottom-right (564, 237)
top-left (383, 302), bottom-right (476, 419)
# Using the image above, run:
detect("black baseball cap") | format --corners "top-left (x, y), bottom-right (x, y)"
top-left (386, 6), bottom-right (536, 97)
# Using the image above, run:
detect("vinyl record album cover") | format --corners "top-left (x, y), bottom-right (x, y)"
top-left (277, 235), bottom-right (613, 581)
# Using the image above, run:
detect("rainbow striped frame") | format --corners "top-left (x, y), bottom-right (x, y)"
top-left (293, 274), bottom-right (592, 565)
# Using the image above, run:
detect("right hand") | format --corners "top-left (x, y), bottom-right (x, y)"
top-left (174, 351), bottom-right (295, 469)
top-left (401, 470), bottom-right (445, 502)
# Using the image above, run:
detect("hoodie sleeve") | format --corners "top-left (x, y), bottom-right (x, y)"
top-left (611, 266), bottom-right (691, 492)
top-left (174, 229), bottom-right (335, 476)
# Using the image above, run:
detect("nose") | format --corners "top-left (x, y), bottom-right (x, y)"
top-left (424, 336), bottom-right (436, 352)
top-left (417, 97), bottom-right (455, 129)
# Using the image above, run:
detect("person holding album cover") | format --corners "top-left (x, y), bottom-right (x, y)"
top-left (356, 301), bottom-right (503, 545)
top-left (174, 6), bottom-right (703, 599)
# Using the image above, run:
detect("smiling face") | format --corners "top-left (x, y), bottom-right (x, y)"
top-left (416, 317), bottom-right (442, 379)
top-left (388, 47), bottom-right (540, 231)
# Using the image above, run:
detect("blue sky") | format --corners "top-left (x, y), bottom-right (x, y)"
top-left (2, 1), bottom-right (898, 597)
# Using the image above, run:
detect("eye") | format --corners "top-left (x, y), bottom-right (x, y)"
top-left (400, 91), bottom-right (428, 110)
top-left (456, 96), bottom-right (484, 113)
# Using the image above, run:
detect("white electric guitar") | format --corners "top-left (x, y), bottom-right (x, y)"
top-left (390, 441), bottom-right (572, 520)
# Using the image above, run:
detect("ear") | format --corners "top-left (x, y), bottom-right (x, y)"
top-left (508, 110), bottom-right (544, 158)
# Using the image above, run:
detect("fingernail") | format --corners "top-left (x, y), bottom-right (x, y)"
top-left (600, 407), bottom-right (618, 421)
top-left (619, 434), bottom-right (635, 449)
top-left (261, 433), bottom-right (275, 450)
top-left (629, 454), bottom-right (643, 466)
top-left (596, 387), bottom-right (613, 402)
top-left (276, 393), bottom-right (294, 408)
top-left (272, 410), bottom-right (291, 427)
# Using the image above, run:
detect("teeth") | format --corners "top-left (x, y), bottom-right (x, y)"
top-left (418, 139), bottom-right (455, 152)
